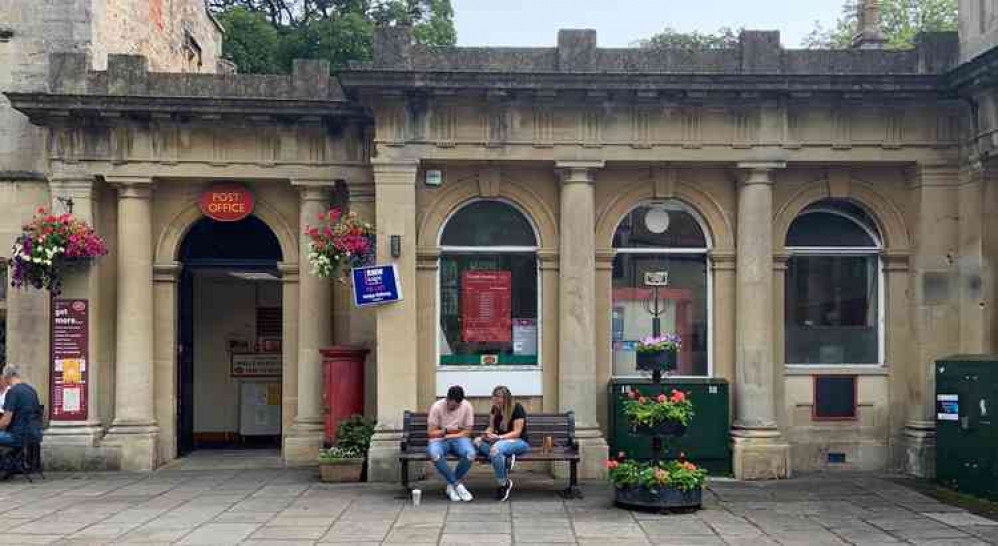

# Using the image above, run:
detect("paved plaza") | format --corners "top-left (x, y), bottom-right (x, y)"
top-left (0, 460), bottom-right (995, 545)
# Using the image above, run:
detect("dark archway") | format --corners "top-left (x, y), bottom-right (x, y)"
top-left (177, 215), bottom-right (283, 455)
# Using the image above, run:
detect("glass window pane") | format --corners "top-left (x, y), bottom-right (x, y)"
top-left (439, 253), bottom-right (538, 366)
top-left (613, 204), bottom-right (706, 249)
top-left (787, 212), bottom-right (877, 248)
top-left (440, 201), bottom-right (536, 247)
top-left (785, 255), bottom-right (879, 364)
top-left (612, 254), bottom-right (708, 376)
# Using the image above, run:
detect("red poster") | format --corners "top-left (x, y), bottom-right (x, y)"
top-left (461, 270), bottom-right (512, 342)
top-left (51, 299), bottom-right (88, 421)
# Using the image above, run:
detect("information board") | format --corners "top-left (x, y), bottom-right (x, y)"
top-left (231, 354), bottom-right (283, 377)
top-left (51, 299), bottom-right (89, 421)
top-left (461, 270), bottom-right (511, 342)
top-left (351, 264), bottom-right (403, 307)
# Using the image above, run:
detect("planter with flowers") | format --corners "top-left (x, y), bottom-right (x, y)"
top-left (635, 334), bottom-right (681, 373)
top-left (8, 208), bottom-right (109, 294)
top-left (623, 388), bottom-right (694, 437)
top-left (305, 208), bottom-right (375, 281)
top-left (607, 457), bottom-right (707, 508)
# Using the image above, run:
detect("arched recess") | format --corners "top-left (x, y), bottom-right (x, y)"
top-left (595, 179), bottom-right (734, 252)
top-left (773, 178), bottom-right (911, 253)
top-left (417, 174), bottom-right (558, 252)
top-left (155, 198), bottom-right (300, 265)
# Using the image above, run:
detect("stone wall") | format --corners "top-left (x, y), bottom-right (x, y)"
top-left (960, 0), bottom-right (998, 62)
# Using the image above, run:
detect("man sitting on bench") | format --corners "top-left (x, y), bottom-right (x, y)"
top-left (427, 385), bottom-right (476, 502)
top-left (0, 364), bottom-right (42, 478)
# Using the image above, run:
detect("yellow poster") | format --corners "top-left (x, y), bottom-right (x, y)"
top-left (266, 384), bottom-right (281, 406)
top-left (62, 359), bottom-right (83, 384)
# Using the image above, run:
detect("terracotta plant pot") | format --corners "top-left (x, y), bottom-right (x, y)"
top-left (631, 420), bottom-right (687, 437)
top-left (614, 484), bottom-right (702, 510)
top-left (635, 349), bottom-right (677, 372)
top-left (319, 458), bottom-right (365, 482)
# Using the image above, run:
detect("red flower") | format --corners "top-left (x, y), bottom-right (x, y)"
top-left (318, 212), bottom-right (325, 221)
top-left (670, 391), bottom-right (686, 402)
top-left (617, 451), bottom-right (626, 460)
top-left (604, 460), bottom-right (619, 469)
top-left (657, 393), bottom-right (667, 403)
top-left (638, 396), bottom-right (647, 404)
top-left (627, 390), bottom-right (637, 399)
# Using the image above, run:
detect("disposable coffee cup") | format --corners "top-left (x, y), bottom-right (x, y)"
top-left (411, 489), bottom-right (422, 506)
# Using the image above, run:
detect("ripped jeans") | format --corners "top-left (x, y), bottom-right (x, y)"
top-left (426, 437), bottom-right (476, 486)
top-left (477, 439), bottom-right (530, 485)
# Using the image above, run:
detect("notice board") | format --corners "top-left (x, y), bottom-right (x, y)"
top-left (461, 270), bottom-right (511, 342)
top-left (51, 299), bottom-right (88, 421)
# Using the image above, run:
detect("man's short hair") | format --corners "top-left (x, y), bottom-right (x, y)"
top-left (446, 385), bottom-right (465, 403)
top-left (1, 364), bottom-right (20, 379)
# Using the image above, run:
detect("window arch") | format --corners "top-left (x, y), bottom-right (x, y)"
top-left (438, 199), bottom-right (540, 369)
top-left (611, 201), bottom-right (711, 377)
top-left (785, 200), bottom-right (884, 365)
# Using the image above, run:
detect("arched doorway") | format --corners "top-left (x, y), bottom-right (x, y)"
top-left (177, 215), bottom-right (283, 456)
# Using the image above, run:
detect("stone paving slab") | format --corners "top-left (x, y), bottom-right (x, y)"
top-left (0, 469), bottom-right (995, 544)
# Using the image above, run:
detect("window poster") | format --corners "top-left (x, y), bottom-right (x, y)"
top-left (512, 319), bottom-right (537, 355)
top-left (461, 270), bottom-right (512, 342)
top-left (51, 299), bottom-right (89, 421)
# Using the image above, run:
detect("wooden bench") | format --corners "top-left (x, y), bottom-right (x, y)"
top-left (399, 410), bottom-right (582, 497)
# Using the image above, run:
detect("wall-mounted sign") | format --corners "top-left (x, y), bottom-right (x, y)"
top-left (199, 184), bottom-right (254, 222)
top-left (51, 299), bottom-right (89, 421)
top-left (351, 264), bottom-right (403, 307)
top-left (232, 353), bottom-right (282, 377)
top-left (462, 270), bottom-right (511, 342)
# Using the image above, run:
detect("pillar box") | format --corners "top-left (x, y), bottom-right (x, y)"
top-left (320, 346), bottom-right (369, 444)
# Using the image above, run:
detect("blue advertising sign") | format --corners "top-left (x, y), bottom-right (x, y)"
top-left (351, 264), bottom-right (403, 307)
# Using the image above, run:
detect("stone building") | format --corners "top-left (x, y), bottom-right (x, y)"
top-left (0, 1), bottom-right (996, 479)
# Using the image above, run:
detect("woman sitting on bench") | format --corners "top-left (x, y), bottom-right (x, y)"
top-left (475, 385), bottom-right (529, 502)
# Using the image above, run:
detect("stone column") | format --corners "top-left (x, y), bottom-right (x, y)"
top-left (284, 184), bottom-right (333, 465)
top-left (731, 162), bottom-right (790, 480)
top-left (103, 176), bottom-right (159, 471)
top-left (278, 263), bottom-right (300, 437)
top-left (152, 262), bottom-right (180, 464)
top-left (556, 161), bottom-right (609, 479)
top-left (903, 163), bottom-right (960, 477)
top-left (368, 161), bottom-right (420, 482)
top-left (42, 175), bottom-right (105, 466)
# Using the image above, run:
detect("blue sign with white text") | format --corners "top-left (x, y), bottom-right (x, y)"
top-left (351, 264), bottom-right (403, 307)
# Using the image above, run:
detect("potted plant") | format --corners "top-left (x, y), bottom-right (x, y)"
top-left (635, 334), bottom-right (681, 372)
top-left (305, 208), bottom-right (375, 282)
top-left (607, 456), bottom-right (707, 508)
top-left (623, 389), bottom-right (694, 436)
top-left (8, 208), bottom-right (108, 294)
top-left (319, 414), bottom-right (375, 483)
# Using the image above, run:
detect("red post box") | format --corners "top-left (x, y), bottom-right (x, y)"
top-left (320, 345), bottom-right (369, 445)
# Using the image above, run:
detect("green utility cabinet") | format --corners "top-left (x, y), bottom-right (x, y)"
top-left (935, 356), bottom-right (998, 500)
top-left (608, 378), bottom-right (731, 475)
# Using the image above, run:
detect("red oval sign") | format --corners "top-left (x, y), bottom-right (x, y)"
top-left (199, 184), bottom-right (254, 222)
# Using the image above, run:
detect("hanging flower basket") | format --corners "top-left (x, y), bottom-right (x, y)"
top-left (305, 208), bottom-right (375, 281)
top-left (635, 334), bottom-right (681, 372)
top-left (8, 208), bottom-right (109, 294)
top-left (623, 389), bottom-right (694, 432)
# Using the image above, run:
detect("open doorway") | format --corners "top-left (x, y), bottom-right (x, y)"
top-left (177, 215), bottom-right (283, 456)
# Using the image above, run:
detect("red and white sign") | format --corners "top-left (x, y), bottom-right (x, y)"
top-left (51, 299), bottom-right (89, 421)
top-left (199, 184), bottom-right (254, 222)
top-left (461, 270), bottom-right (512, 342)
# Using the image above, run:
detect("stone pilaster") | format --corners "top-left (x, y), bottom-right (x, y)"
top-left (731, 162), bottom-right (790, 480)
top-left (152, 262), bottom-right (180, 465)
top-left (278, 262), bottom-right (300, 439)
top-left (102, 176), bottom-right (159, 471)
top-left (284, 183), bottom-right (333, 466)
top-left (368, 161), bottom-right (420, 482)
top-left (556, 160), bottom-right (609, 479)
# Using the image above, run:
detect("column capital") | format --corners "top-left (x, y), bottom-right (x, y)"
top-left (736, 161), bottom-right (785, 186)
top-left (710, 250), bottom-right (736, 271)
top-left (349, 182), bottom-right (376, 203)
top-left (907, 162), bottom-right (960, 188)
top-left (294, 184), bottom-right (331, 203)
top-left (49, 175), bottom-right (96, 194)
top-left (153, 262), bottom-right (181, 283)
top-left (106, 176), bottom-right (153, 198)
top-left (556, 160), bottom-right (604, 185)
top-left (372, 160), bottom-right (419, 185)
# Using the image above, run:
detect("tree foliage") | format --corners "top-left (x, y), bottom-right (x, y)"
top-left (636, 27), bottom-right (741, 50)
top-left (209, 0), bottom-right (456, 74)
top-left (802, 0), bottom-right (958, 49)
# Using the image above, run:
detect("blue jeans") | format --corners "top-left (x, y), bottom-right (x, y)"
top-left (478, 439), bottom-right (529, 485)
top-left (427, 437), bottom-right (476, 486)
top-left (0, 431), bottom-right (19, 448)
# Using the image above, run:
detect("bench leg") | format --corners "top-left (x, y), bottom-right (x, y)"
top-left (559, 461), bottom-right (583, 499)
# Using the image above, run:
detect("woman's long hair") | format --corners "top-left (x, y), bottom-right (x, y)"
top-left (493, 385), bottom-right (514, 431)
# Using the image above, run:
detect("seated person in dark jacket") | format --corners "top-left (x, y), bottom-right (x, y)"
top-left (0, 364), bottom-right (42, 448)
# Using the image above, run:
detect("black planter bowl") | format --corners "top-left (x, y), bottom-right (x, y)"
top-left (630, 420), bottom-right (687, 437)
top-left (614, 484), bottom-right (702, 511)
top-left (636, 349), bottom-right (677, 372)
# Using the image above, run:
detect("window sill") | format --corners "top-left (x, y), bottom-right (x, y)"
top-left (784, 365), bottom-right (888, 376)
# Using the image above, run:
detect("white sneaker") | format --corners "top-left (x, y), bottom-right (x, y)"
top-left (446, 484), bottom-right (461, 502)
top-left (455, 483), bottom-right (474, 502)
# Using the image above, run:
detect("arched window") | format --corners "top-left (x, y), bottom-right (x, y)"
top-left (612, 201), bottom-right (710, 377)
top-left (438, 200), bottom-right (539, 368)
top-left (785, 200), bottom-right (883, 365)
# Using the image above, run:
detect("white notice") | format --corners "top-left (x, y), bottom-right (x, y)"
top-left (62, 387), bottom-right (82, 413)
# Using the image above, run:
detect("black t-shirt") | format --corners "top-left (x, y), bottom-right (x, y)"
top-left (491, 403), bottom-right (528, 442)
top-left (3, 383), bottom-right (41, 440)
